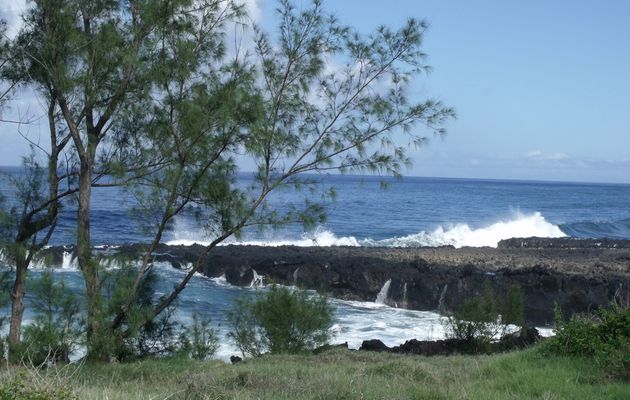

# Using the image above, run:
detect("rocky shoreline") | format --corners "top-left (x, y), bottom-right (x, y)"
top-left (43, 237), bottom-right (630, 326)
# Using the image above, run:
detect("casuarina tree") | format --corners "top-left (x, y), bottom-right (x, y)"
top-left (8, 0), bottom-right (454, 361)
top-left (112, 0), bottom-right (454, 338)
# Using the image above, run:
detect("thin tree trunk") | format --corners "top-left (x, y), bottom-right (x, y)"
top-left (7, 94), bottom-right (61, 350)
top-left (77, 160), bottom-right (105, 360)
top-left (8, 252), bottom-right (27, 346)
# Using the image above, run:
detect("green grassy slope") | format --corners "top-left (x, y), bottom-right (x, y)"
top-left (2, 347), bottom-right (628, 400)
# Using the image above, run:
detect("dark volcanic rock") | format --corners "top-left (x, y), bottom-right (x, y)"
top-left (225, 267), bottom-right (255, 286)
top-left (498, 237), bottom-right (630, 249)
top-left (359, 339), bottom-right (389, 352)
top-left (39, 238), bottom-right (630, 325)
top-left (390, 339), bottom-right (464, 356)
top-left (361, 328), bottom-right (543, 356)
top-left (497, 326), bottom-right (542, 350)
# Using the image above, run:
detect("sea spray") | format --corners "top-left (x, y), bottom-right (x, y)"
top-left (250, 269), bottom-right (264, 288)
top-left (362, 212), bottom-right (566, 248)
top-left (166, 212), bottom-right (565, 249)
top-left (166, 227), bottom-right (360, 247)
top-left (401, 282), bottom-right (408, 309)
top-left (61, 251), bottom-right (78, 269)
top-left (375, 279), bottom-right (392, 304)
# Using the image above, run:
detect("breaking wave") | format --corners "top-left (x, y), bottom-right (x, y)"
top-left (166, 212), bottom-right (566, 249)
top-left (362, 212), bottom-right (566, 248)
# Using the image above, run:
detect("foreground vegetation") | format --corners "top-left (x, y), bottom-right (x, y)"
top-left (1, 284), bottom-right (628, 398)
top-left (1, 346), bottom-right (628, 400)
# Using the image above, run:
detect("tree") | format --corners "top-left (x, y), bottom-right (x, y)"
top-left (0, 14), bottom-right (77, 354)
top-left (14, 270), bottom-right (81, 365)
top-left (11, 0), bottom-right (454, 361)
top-left (119, 0), bottom-right (454, 332)
top-left (0, 20), bottom-right (17, 111)
top-left (11, 0), bottom-right (241, 360)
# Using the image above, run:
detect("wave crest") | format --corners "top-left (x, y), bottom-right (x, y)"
top-left (362, 212), bottom-right (566, 248)
top-left (166, 212), bottom-right (566, 249)
top-left (166, 227), bottom-right (360, 247)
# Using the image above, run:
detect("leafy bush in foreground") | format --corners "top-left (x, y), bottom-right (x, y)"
top-left (228, 285), bottom-right (333, 357)
top-left (178, 313), bottom-right (219, 360)
top-left (102, 267), bottom-right (219, 361)
top-left (545, 302), bottom-right (630, 380)
top-left (0, 370), bottom-right (77, 400)
top-left (445, 283), bottom-right (525, 353)
top-left (10, 271), bottom-right (82, 366)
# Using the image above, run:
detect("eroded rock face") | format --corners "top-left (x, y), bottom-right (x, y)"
top-left (41, 238), bottom-right (630, 325)
top-left (358, 326), bottom-right (542, 356)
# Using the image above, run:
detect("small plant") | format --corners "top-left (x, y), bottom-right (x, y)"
top-left (101, 266), bottom-right (182, 361)
top-left (227, 285), bottom-right (333, 357)
top-left (0, 365), bottom-right (79, 400)
top-left (99, 266), bottom-right (220, 361)
top-left (546, 301), bottom-right (630, 380)
top-left (178, 313), bottom-right (219, 360)
top-left (445, 282), bottom-right (525, 353)
top-left (11, 270), bottom-right (82, 365)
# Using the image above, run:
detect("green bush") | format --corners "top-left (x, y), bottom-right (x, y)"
top-left (227, 285), bottom-right (333, 357)
top-left (178, 313), bottom-right (219, 360)
top-left (546, 303), bottom-right (630, 380)
top-left (98, 266), bottom-right (183, 361)
top-left (11, 271), bottom-right (82, 365)
top-left (445, 283), bottom-right (525, 353)
top-left (0, 370), bottom-right (77, 400)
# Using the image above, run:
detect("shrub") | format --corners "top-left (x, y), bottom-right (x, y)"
top-left (100, 266), bottom-right (221, 361)
top-left (99, 266), bottom-right (183, 361)
top-left (178, 313), bottom-right (219, 360)
top-left (227, 285), bottom-right (333, 357)
top-left (0, 369), bottom-right (78, 400)
top-left (445, 282), bottom-right (525, 353)
top-left (546, 302), bottom-right (630, 380)
top-left (11, 271), bottom-right (82, 365)
top-left (500, 284), bottom-right (524, 326)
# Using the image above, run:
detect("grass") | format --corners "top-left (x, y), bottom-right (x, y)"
top-left (1, 346), bottom-right (628, 399)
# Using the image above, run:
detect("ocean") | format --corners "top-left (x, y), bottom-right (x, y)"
top-left (2, 168), bottom-right (630, 358)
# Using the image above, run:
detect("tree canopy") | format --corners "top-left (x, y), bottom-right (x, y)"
top-left (1, 0), bottom-right (454, 361)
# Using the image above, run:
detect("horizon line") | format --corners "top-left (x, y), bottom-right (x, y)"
top-left (1, 164), bottom-right (629, 186)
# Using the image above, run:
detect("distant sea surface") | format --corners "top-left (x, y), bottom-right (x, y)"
top-left (2, 167), bottom-right (629, 358)
top-left (3, 168), bottom-right (628, 247)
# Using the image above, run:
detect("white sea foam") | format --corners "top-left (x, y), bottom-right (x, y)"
top-left (362, 212), bottom-right (566, 248)
top-left (61, 251), bottom-right (78, 269)
top-left (330, 298), bottom-right (448, 349)
top-left (166, 226), bottom-right (361, 247)
top-left (375, 279), bottom-right (392, 304)
top-left (0, 249), bottom-right (7, 266)
top-left (166, 212), bottom-right (565, 249)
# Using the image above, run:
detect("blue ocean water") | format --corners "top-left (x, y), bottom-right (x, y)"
top-left (3, 168), bottom-right (629, 247)
top-left (1, 168), bottom-right (628, 358)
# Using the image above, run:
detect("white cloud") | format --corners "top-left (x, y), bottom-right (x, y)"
top-left (526, 149), bottom-right (542, 158)
top-left (243, 0), bottom-right (263, 23)
top-left (0, 0), bottom-right (27, 38)
top-left (525, 149), bottom-right (569, 161)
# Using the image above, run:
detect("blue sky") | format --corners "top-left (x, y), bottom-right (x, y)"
top-left (1, 0), bottom-right (629, 183)
top-left (303, 0), bottom-right (630, 183)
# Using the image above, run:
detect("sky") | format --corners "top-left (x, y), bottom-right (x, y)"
top-left (1, 0), bottom-right (629, 183)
